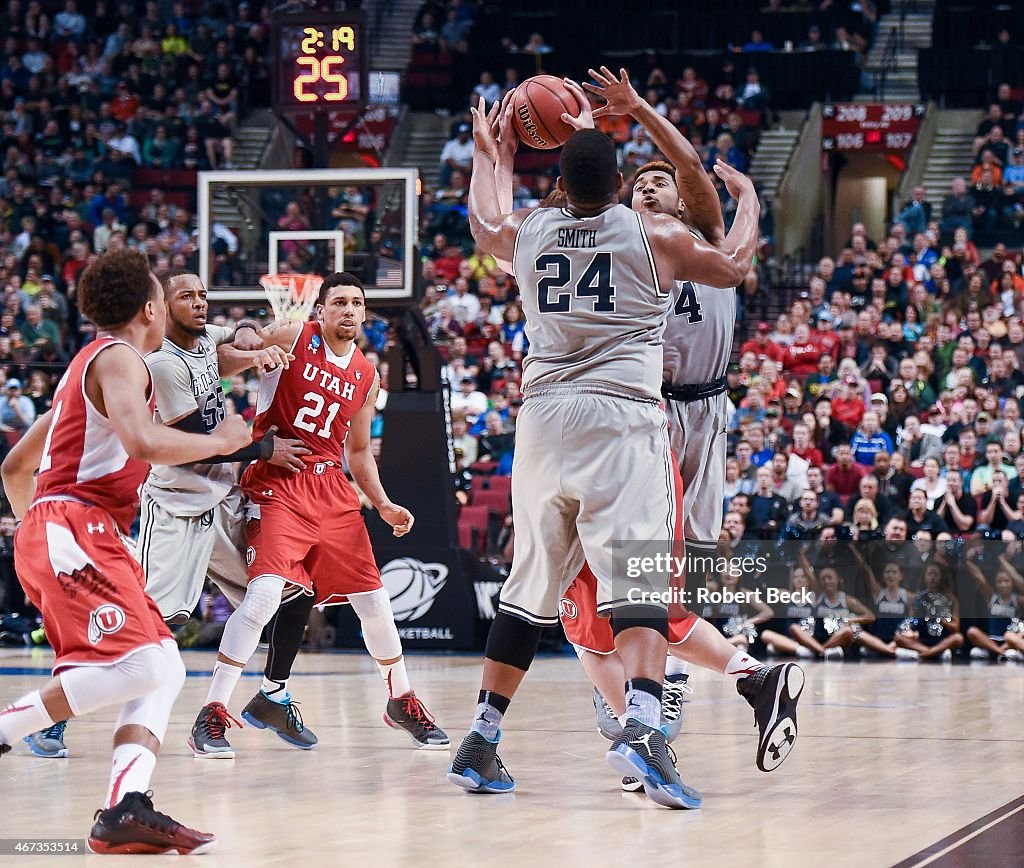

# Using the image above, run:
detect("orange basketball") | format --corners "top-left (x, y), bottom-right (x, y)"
top-left (510, 75), bottom-right (577, 150)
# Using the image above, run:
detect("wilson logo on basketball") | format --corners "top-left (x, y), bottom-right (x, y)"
top-left (87, 604), bottom-right (126, 645)
top-left (380, 558), bottom-right (449, 621)
top-left (516, 104), bottom-right (547, 148)
top-left (559, 599), bottom-right (578, 619)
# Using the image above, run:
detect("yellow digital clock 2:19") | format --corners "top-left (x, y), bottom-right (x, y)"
top-left (272, 11), bottom-right (368, 112)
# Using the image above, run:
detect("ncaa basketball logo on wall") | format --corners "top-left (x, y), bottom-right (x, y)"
top-left (87, 604), bottom-right (126, 645)
top-left (380, 558), bottom-right (449, 621)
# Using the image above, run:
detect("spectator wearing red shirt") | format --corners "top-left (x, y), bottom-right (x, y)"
top-left (813, 310), bottom-right (840, 359)
top-left (791, 421), bottom-right (824, 467)
top-left (782, 323), bottom-right (822, 376)
top-left (434, 243), bottom-right (465, 283)
top-left (740, 321), bottom-right (785, 365)
top-left (832, 375), bottom-right (866, 429)
top-left (826, 443), bottom-right (866, 499)
top-left (958, 426), bottom-right (981, 472)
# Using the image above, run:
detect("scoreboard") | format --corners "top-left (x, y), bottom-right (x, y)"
top-left (272, 11), bottom-right (369, 113)
top-left (821, 103), bottom-right (924, 153)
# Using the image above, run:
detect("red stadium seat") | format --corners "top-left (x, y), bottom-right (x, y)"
top-left (472, 475), bottom-right (511, 499)
top-left (472, 488), bottom-right (511, 516)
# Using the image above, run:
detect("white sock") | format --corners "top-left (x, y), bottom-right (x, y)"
top-left (664, 656), bottom-right (690, 678)
top-left (206, 661), bottom-right (244, 707)
top-left (377, 657), bottom-right (411, 698)
top-left (261, 676), bottom-right (288, 701)
top-left (105, 744), bottom-right (157, 808)
top-left (723, 648), bottom-right (763, 680)
top-left (0, 690), bottom-right (55, 744)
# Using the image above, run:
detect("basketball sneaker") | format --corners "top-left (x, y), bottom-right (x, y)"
top-left (0, 743), bottom-right (10, 758)
top-left (736, 663), bottom-right (804, 773)
top-left (87, 791), bottom-right (216, 855)
top-left (895, 648), bottom-right (920, 662)
top-left (661, 674), bottom-right (690, 743)
top-left (605, 720), bottom-right (702, 809)
top-left (969, 647), bottom-right (990, 660)
top-left (621, 776), bottom-right (643, 792)
top-left (447, 731), bottom-right (515, 793)
top-left (241, 691), bottom-right (318, 749)
top-left (383, 692), bottom-right (450, 749)
top-left (593, 689), bottom-right (623, 742)
top-left (188, 703), bottom-right (240, 759)
top-left (24, 720), bottom-right (68, 758)
top-left (1005, 649), bottom-right (1024, 662)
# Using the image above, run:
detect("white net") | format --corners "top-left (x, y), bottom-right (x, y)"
top-left (260, 273), bottom-right (324, 322)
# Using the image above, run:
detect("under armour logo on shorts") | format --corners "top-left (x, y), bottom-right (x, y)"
top-left (87, 522), bottom-right (105, 534)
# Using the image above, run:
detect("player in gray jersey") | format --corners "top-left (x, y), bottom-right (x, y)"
top-left (141, 272), bottom-right (314, 759)
top-left (448, 86), bottom-right (760, 809)
top-left (560, 68), bottom-right (803, 776)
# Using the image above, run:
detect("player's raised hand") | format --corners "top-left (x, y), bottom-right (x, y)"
top-left (251, 345), bottom-right (294, 373)
top-left (583, 66), bottom-right (642, 118)
top-left (263, 425), bottom-right (311, 473)
top-left (214, 414), bottom-right (252, 454)
top-left (713, 159), bottom-right (757, 201)
top-left (379, 501), bottom-right (415, 537)
top-left (496, 91), bottom-right (518, 166)
top-left (471, 95), bottom-right (500, 160)
top-left (559, 78), bottom-right (595, 131)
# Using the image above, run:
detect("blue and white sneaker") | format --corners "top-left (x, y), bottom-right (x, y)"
top-left (24, 721), bottom-right (69, 758)
top-left (447, 731), bottom-right (515, 793)
top-left (241, 691), bottom-right (318, 749)
top-left (606, 719), bottom-right (702, 809)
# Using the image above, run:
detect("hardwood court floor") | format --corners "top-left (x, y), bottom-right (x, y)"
top-left (1, 648), bottom-right (1022, 867)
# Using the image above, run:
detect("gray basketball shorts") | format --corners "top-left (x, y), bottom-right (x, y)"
top-left (664, 390), bottom-right (728, 543)
top-left (498, 391), bottom-right (679, 626)
top-left (138, 484), bottom-right (249, 623)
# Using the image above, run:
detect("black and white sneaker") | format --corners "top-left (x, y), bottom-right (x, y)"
top-left (736, 663), bottom-right (804, 772)
top-left (606, 720), bottom-right (702, 809)
top-left (447, 731), bottom-right (515, 793)
top-left (188, 703), bottom-right (240, 759)
top-left (621, 776), bottom-right (643, 792)
top-left (593, 689), bottom-right (623, 742)
top-left (660, 674), bottom-right (690, 743)
top-left (383, 692), bottom-right (450, 749)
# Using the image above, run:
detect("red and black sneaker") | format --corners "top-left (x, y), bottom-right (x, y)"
top-left (383, 692), bottom-right (450, 750)
top-left (188, 702), bottom-right (241, 759)
top-left (87, 791), bottom-right (216, 855)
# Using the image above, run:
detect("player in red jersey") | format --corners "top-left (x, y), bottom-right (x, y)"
top-left (0, 250), bottom-right (251, 854)
top-left (207, 271), bottom-right (449, 750)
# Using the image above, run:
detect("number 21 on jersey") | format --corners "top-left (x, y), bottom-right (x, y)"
top-left (294, 392), bottom-right (341, 439)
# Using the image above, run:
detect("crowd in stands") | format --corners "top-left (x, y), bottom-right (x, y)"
top-left (0, 0), bottom-right (276, 625)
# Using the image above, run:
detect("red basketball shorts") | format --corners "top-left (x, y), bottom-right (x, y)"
top-left (242, 464), bottom-right (381, 606)
top-left (14, 500), bottom-right (171, 673)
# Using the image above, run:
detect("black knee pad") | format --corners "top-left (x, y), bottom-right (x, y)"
top-left (610, 606), bottom-right (670, 640)
top-left (485, 611), bottom-right (544, 671)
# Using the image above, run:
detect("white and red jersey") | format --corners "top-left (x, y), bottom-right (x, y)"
top-left (252, 321), bottom-right (376, 464)
top-left (33, 337), bottom-right (155, 534)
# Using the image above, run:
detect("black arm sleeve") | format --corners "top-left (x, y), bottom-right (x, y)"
top-left (170, 411), bottom-right (274, 464)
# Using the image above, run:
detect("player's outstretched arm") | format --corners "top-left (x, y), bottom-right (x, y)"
top-left (344, 374), bottom-right (414, 537)
top-left (1, 410), bottom-right (53, 519)
top-left (491, 95), bottom-right (519, 274)
top-left (583, 66), bottom-right (724, 244)
top-left (468, 95), bottom-right (528, 264)
top-left (218, 342), bottom-right (295, 377)
top-left (94, 344), bottom-right (252, 465)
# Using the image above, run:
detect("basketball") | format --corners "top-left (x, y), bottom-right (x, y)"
top-left (511, 75), bottom-right (577, 150)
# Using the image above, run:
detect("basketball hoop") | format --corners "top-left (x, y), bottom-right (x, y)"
top-left (260, 273), bottom-right (324, 322)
